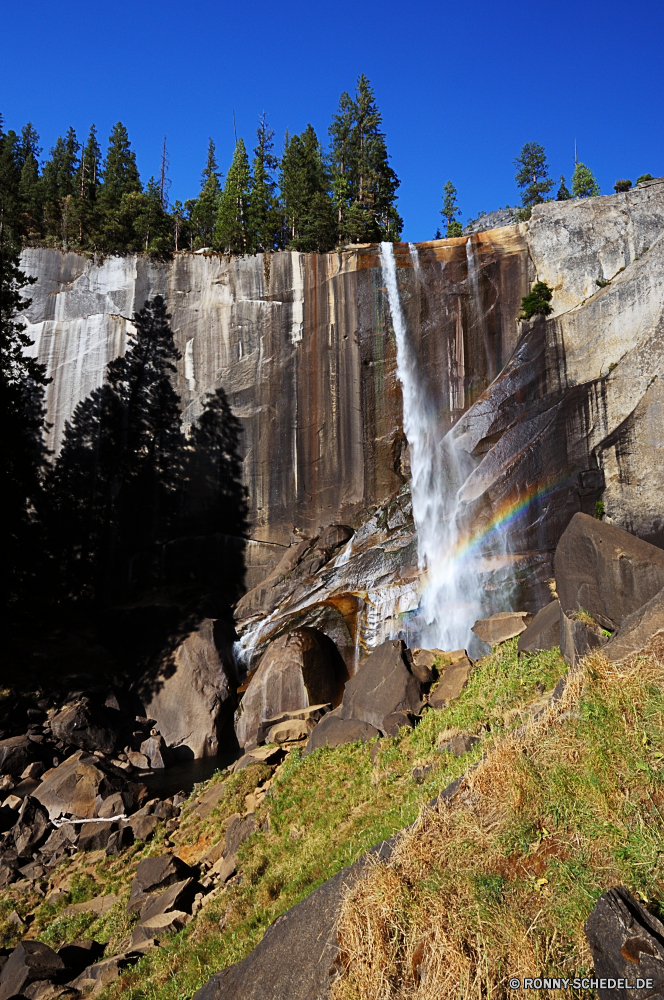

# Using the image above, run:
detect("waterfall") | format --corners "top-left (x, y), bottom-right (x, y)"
top-left (380, 242), bottom-right (489, 652)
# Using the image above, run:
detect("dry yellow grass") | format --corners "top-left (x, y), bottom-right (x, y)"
top-left (332, 634), bottom-right (664, 1000)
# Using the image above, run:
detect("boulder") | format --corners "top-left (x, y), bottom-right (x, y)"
top-left (304, 714), bottom-right (380, 754)
top-left (126, 751), bottom-right (149, 769)
top-left (139, 619), bottom-right (235, 761)
top-left (235, 628), bottom-right (345, 749)
top-left (132, 910), bottom-right (189, 945)
top-left (78, 822), bottom-right (115, 853)
top-left (603, 587), bottom-right (664, 662)
top-left (209, 854), bottom-right (237, 883)
top-left (441, 733), bottom-right (480, 756)
top-left (429, 656), bottom-right (474, 709)
top-left (57, 941), bottom-right (105, 980)
top-left (32, 751), bottom-right (125, 821)
top-left (127, 854), bottom-right (197, 915)
top-left (0, 735), bottom-right (41, 777)
top-left (224, 815), bottom-right (256, 857)
top-left (517, 600), bottom-right (561, 654)
top-left (559, 609), bottom-right (607, 667)
top-left (139, 734), bottom-right (170, 769)
top-left (50, 700), bottom-right (119, 755)
top-left (69, 952), bottom-right (142, 993)
top-left (265, 720), bottom-right (311, 744)
top-left (584, 885), bottom-right (664, 999)
top-left (0, 941), bottom-right (64, 1000)
top-left (62, 894), bottom-right (118, 919)
top-left (41, 823), bottom-right (78, 860)
top-left (409, 649), bottom-right (440, 684)
top-left (555, 513), bottom-right (664, 631)
top-left (105, 826), bottom-right (134, 855)
top-left (139, 877), bottom-right (202, 923)
top-left (336, 639), bottom-right (423, 734)
top-left (471, 611), bottom-right (529, 645)
top-left (256, 705), bottom-right (330, 746)
top-left (381, 712), bottom-right (416, 736)
top-left (126, 814), bottom-right (159, 842)
top-left (13, 796), bottom-right (51, 858)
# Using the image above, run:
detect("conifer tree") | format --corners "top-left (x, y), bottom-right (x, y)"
top-left (214, 138), bottom-right (251, 254)
top-left (76, 125), bottom-right (102, 245)
top-left (571, 163), bottom-right (600, 198)
top-left (248, 114), bottom-right (282, 253)
top-left (514, 142), bottom-right (554, 206)
top-left (42, 128), bottom-right (80, 248)
top-left (280, 125), bottom-right (335, 251)
top-left (100, 122), bottom-right (141, 208)
top-left (190, 139), bottom-right (221, 249)
top-left (17, 123), bottom-right (42, 232)
top-left (441, 181), bottom-right (462, 236)
top-left (0, 122), bottom-right (24, 248)
top-left (329, 76), bottom-right (402, 243)
top-left (131, 177), bottom-right (171, 253)
top-left (556, 174), bottom-right (571, 200)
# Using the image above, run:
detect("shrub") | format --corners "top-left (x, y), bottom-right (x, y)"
top-left (636, 173), bottom-right (654, 184)
top-left (446, 220), bottom-right (463, 238)
top-left (594, 500), bottom-right (605, 519)
top-left (613, 179), bottom-right (632, 192)
top-left (518, 281), bottom-right (553, 320)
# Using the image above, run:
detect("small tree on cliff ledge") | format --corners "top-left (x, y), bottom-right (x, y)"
top-left (514, 142), bottom-right (554, 207)
top-left (441, 181), bottom-right (463, 237)
top-left (571, 163), bottom-right (600, 199)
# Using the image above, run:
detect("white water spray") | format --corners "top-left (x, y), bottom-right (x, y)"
top-left (380, 242), bottom-right (491, 650)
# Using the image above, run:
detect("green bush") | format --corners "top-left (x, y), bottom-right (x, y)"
top-left (519, 281), bottom-right (554, 320)
top-left (613, 179), bottom-right (632, 192)
top-left (636, 174), bottom-right (654, 185)
top-left (446, 220), bottom-right (463, 238)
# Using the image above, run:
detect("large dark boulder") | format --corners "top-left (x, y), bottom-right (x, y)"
top-left (32, 750), bottom-right (133, 821)
top-left (517, 600), bottom-right (561, 654)
top-left (235, 628), bottom-right (345, 749)
top-left (0, 735), bottom-right (40, 777)
top-left (604, 587), bottom-right (664, 662)
top-left (139, 877), bottom-right (202, 923)
top-left (0, 940), bottom-right (64, 1000)
top-left (128, 853), bottom-right (197, 915)
top-left (193, 840), bottom-right (393, 1000)
top-left (336, 639), bottom-right (423, 734)
top-left (584, 885), bottom-right (664, 999)
top-left (12, 796), bottom-right (51, 858)
top-left (555, 513), bottom-right (664, 630)
top-left (50, 699), bottom-right (120, 754)
top-left (559, 608), bottom-right (607, 667)
top-left (304, 714), bottom-right (380, 754)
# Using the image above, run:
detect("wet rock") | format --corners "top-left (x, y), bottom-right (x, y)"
top-left (139, 734), bottom-right (170, 769)
top-left (555, 513), bottom-right (664, 631)
top-left (0, 941), bottom-right (64, 1000)
top-left (13, 796), bottom-right (51, 858)
top-left (584, 885), bottom-right (664, 999)
top-left (518, 600), bottom-right (561, 654)
top-left (471, 611), bottom-right (530, 645)
top-left (127, 854), bottom-right (197, 916)
top-left (0, 735), bottom-right (41, 777)
top-left (139, 619), bottom-right (235, 761)
top-left (235, 628), bottom-right (345, 750)
top-left (304, 714), bottom-right (380, 754)
top-left (50, 700), bottom-right (119, 755)
top-left (336, 639), bottom-right (423, 734)
top-left (604, 587), bottom-right (664, 662)
top-left (428, 656), bottom-right (474, 709)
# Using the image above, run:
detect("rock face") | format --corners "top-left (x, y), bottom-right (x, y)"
top-left (335, 639), bottom-right (423, 733)
top-left (604, 587), bottom-right (664, 662)
top-left (517, 600), bottom-right (561, 654)
top-left (555, 513), bottom-right (664, 630)
top-left (235, 628), bottom-right (345, 749)
top-left (140, 618), bottom-right (235, 760)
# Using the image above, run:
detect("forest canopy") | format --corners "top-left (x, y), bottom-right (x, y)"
top-left (0, 76), bottom-right (402, 258)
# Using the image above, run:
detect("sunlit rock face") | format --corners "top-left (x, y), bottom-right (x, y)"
top-left (22, 178), bottom-right (664, 660)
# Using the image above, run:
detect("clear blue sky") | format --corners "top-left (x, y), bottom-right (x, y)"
top-left (2, 0), bottom-right (662, 241)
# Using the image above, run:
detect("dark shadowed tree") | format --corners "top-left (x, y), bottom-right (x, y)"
top-left (280, 125), bottom-right (336, 252)
top-left (556, 174), bottom-right (571, 200)
top-left (189, 139), bottom-right (222, 249)
top-left (214, 138), bottom-right (251, 254)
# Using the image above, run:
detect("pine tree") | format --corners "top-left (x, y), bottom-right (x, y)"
top-left (280, 125), bottom-right (335, 252)
top-left (248, 114), bottom-right (282, 253)
top-left (0, 122), bottom-right (23, 249)
top-left (441, 181), bottom-right (463, 236)
top-left (329, 75), bottom-right (402, 243)
top-left (556, 175), bottom-right (571, 200)
top-left (190, 139), bottom-right (222, 249)
top-left (41, 128), bottom-right (80, 248)
top-left (17, 123), bottom-right (42, 233)
top-left (131, 177), bottom-right (171, 253)
top-left (100, 122), bottom-right (141, 208)
top-left (514, 142), bottom-right (554, 206)
top-left (571, 163), bottom-right (600, 199)
top-left (214, 138), bottom-right (251, 254)
top-left (75, 125), bottom-right (102, 246)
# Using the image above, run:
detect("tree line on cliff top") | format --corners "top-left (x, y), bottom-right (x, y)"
top-left (0, 75), bottom-right (401, 258)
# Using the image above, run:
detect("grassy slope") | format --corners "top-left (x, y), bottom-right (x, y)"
top-left (0, 641), bottom-right (566, 998)
top-left (331, 634), bottom-right (664, 1000)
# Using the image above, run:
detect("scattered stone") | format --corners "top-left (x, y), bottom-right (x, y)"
top-left (195, 784), bottom-right (227, 820)
top-left (0, 941), bottom-right (64, 1000)
top-left (139, 734), bottom-right (170, 770)
top-left (584, 885), bottom-right (664, 998)
top-left (50, 700), bottom-right (119, 755)
top-left (97, 792), bottom-right (125, 819)
top-left (0, 776), bottom-right (14, 793)
top-left (78, 822), bottom-right (115, 853)
top-left (62, 894), bottom-right (118, 919)
top-left (336, 639), bottom-right (424, 734)
top-left (69, 952), bottom-right (142, 994)
top-left (224, 815), bottom-right (256, 857)
top-left (7, 909), bottom-right (25, 927)
top-left (132, 910), bottom-right (189, 945)
top-left (209, 854), bottom-right (237, 883)
top-left (232, 745), bottom-right (285, 772)
top-left (13, 796), bottom-right (51, 858)
top-left (0, 735), bottom-right (40, 777)
top-left (139, 878), bottom-right (202, 924)
top-left (256, 705), bottom-right (331, 746)
top-left (441, 733), bottom-right (480, 756)
top-left (471, 611), bottom-right (530, 646)
top-left (2, 795), bottom-right (21, 811)
top-left (33, 751), bottom-right (127, 822)
top-left (408, 649), bottom-right (438, 684)
top-left (126, 751), bottom-right (150, 769)
top-left (555, 512), bottom-right (664, 631)
top-left (304, 714), bottom-right (381, 754)
top-left (381, 712), bottom-right (416, 737)
top-left (57, 941), bottom-right (105, 979)
top-left (127, 854), bottom-right (196, 915)
top-left (21, 761), bottom-right (45, 780)
top-left (603, 586), bottom-right (664, 662)
top-left (126, 814), bottom-right (159, 842)
top-left (428, 657), bottom-right (474, 709)
top-left (412, 763), bottom-right (437, 784)
top-left (41, 823), bottom-right (78, 860)
top-left (265, 720), bottom-right (311, 744)
top-left (235, 627), bottom-right (345, 749)
top-left (517, 600), bottom-right (561, 654)
top-left (559, 609), bottom-right (606, 667)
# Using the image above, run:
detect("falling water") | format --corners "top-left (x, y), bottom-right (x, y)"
top-left (379, 242), bottom-right (489, 651)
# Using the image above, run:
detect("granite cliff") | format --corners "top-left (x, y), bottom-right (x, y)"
top-left (21, 177), bottom-right (664, 667)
